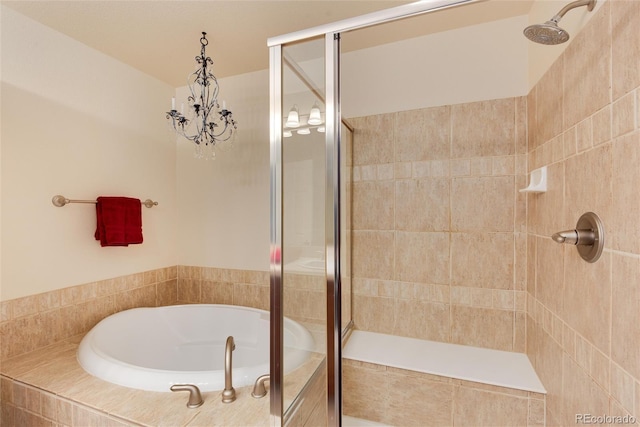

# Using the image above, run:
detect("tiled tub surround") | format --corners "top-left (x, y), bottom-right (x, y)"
top-left (177, 267), bottom-right (328, 328)
top-left (0, 266), bottom-right (326, 427)
top-left (0, 265), bottom-right (327, 426)
top-left (174, 266), bottom-right (270, 310)
top-left (0, 266), bottom-right (282, 362)
top-left (0, 338), bottom-right (325, 426)
top-left (0, 266), bottom-right (179, 362)
top-left (526, 1), bottom-right (640, 426)
top-left (0, 338), bottom-right (271, 426)
top-left (349, 95), bottom-right (528, 352)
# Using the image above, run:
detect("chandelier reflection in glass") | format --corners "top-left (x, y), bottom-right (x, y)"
top-left (166, 32), bottom-right (237, 159)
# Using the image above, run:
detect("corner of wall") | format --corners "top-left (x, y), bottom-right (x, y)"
top-left (526, 0), bottom-right (606, 90)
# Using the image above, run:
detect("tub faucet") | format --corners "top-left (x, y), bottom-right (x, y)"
top-left (251, 374), bottom-right (270, 398)
top-left (222, 335), bottom-right (236, 403)
top-left (170, 384), bottom-right (203, 408)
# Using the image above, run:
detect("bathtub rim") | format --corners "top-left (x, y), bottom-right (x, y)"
top-left (77, 303), bottom-right (314, 393)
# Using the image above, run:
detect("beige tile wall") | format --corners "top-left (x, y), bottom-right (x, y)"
top-left (349, 96), bottom-right (527, 352)
top-left (526, 0), bottom-right (640, 425)
top-left (343, 358), bottom-right (545, 427)
top-left (177, 267), bottom-right (329, 326)
top-left (176, 265), bottom-right (270, 310)
top-left (0, 266), bottom-right (275, 362)
top-left (0, 266), bottom-right (178, 361)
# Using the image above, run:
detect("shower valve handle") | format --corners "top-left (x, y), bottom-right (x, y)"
top-left (551, 229), bottom-right (595, 245)
top-left (550, 212), bottom-right (604, 263)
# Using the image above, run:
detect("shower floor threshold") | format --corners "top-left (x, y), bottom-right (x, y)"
top-left (343, 330), bottom-right (546, 394)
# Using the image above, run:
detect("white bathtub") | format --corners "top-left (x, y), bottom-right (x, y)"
top-left (77, 304), bottom-right (314, 392)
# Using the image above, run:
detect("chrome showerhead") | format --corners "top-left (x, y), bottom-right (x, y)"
top-left (524, 0), bottom-right (596, 45)
top-left (524, 20), bottom-right (570, 45)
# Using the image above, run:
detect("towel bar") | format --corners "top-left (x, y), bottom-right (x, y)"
top-left (52, 195), bottom-right (158, 208)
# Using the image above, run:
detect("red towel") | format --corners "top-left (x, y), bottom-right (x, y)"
top-left (94, 197), bottom-right (143, 247)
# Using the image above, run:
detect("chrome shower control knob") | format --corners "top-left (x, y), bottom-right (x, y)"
top-left (550, 212), bottom-right (604, 263)
top-left (551, 230), bottom-right (579, 245)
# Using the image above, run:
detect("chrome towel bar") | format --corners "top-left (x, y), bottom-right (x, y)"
top-left (52, 195), bottom-right (158, 208)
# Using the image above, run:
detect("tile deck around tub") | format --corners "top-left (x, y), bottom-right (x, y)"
top-left (343, 330), bottom-right (546, 394)
top-left (0, 335), bottom-right (319, 427)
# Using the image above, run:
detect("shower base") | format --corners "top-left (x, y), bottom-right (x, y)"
top-left (342, 330), bottom-right (546, 426)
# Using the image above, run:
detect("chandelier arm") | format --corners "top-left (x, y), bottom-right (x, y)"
top-left (208, 73), bottom-right (220, 100)
top-left (170, 119), bottom-right (193, 142)
top-left (210, 118), bottom-right (236, 140)
top-left (200, 114), bottom-right (232, 140)
top-left (214, 127), bottom-right (235, 142)
top-left (204, 72), bottom-right (219, 109)
top-left (187, 66), bottom-right (202, 100)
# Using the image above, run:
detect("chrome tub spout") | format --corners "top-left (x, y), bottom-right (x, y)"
top-left (222, 336), bottom-right (236, 403)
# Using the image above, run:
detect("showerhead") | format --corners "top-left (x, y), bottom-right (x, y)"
top-left (524, 0), bottom-right (596, 45)
top-left (524, 20), bottom-right (570, 45)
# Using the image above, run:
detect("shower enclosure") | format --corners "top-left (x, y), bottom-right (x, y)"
top-left (269, 0), bottom-right (477, 425)
top-left (269, 34), bottom-right (347, 425)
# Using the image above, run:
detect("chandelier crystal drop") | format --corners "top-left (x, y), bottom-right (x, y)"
top-left (166, 32), bottom-right (237, 159)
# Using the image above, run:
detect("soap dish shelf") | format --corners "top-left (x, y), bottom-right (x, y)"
top-left (519, 166), bottom-right (547, 193)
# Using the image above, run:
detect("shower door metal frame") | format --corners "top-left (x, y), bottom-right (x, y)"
top-left (268, 0), bottom-right (480, 425)
top-left (268, 43), bottom-right (284, 427)
top-left (324, 31), bottom-right (342, 427)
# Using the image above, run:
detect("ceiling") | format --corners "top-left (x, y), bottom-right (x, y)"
top-left (3, 0), bottom-right (534, 87)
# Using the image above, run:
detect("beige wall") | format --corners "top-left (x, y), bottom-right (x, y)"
top-left (349, 95), bottom-right (528, 352)
top-left (0, 6), bottom-right (177, 301)
top-left (526, 1), bottom-right (640, 425)
top-left (175, 70), bottom-right (270, 272)
top-left (0, 3), bottom-right (536, 303)
top-left (342, 14), bottom-right (529, 118)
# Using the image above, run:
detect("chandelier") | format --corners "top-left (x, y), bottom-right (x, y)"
top-left (166, 32), bottom-right (237, 159)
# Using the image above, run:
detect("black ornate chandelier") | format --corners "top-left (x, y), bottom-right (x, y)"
top-left (166, 32), bottom-right (237, 159)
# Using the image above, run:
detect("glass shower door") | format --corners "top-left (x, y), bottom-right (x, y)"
top-left (271, 24), bottom-right (355, 424)
top-left (273, 36), bottom-right (329, 423)
top-left (270, 32), bottom-right (350, 426)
